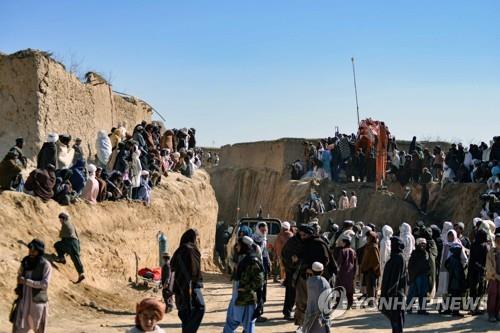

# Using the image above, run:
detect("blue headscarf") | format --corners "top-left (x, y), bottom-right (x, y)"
top-left (238, 225), bottom-right (253, 238)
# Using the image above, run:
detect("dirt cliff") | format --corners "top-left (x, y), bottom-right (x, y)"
top-left (209, 139), bottom-right (486, 232)
top-left (0, 170), bottom-right (217, 327)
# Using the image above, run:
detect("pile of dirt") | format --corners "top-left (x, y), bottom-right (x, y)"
top-left (0, 170), bottom-right (218, 326)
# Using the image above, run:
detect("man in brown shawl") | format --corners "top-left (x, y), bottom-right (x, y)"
top-left (24, 165), bottom-right (56, 201)
top-left (95, 167), bottom-right (108, 202)
top-left (360, 231), bottom-right (381, 306)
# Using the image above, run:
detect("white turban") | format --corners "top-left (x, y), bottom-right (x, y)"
top-left (87, 164), bottom-right (97, 174)
top-left (242, 236), bottom-right (254, 246)
top-left (281, 222), bottom-right (291, 230)
top-left (47, 133), bottom-right (59, 143)
top-left (312, 262), bottom-right (324, 272)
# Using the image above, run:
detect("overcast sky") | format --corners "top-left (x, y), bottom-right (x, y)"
top-left (1, 1), bottom-right (498, 146)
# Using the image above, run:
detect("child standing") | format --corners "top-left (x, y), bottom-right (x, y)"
top-left (126, 298), bottom-right (166, 333)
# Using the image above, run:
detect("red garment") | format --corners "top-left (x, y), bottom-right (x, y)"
top-left (138, 267), bottom-right (162, 281)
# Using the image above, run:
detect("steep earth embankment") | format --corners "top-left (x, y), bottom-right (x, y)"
top-left (0, 171), bottom-right (217, 328)
top-left (210, 166), bottom-right (312, 224)
top-left (315, 182), bottom-right (486, 232)
top-left (210, 138), bottom-right (313, 223)
top-left (209, 139), bottom-right (486, 232)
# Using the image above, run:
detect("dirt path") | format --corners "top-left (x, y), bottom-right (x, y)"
top-left (2, 273), bottom-right (497, 333)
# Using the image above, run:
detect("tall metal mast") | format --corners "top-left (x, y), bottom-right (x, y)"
top-left (351, 57), bottom-right (360, 127)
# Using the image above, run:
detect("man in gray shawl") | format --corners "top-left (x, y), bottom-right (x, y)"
top-left (302, 262), bottom-right (331, 333)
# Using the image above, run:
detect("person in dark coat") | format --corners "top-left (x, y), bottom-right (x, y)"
top-left (445, 144), bottom-right (460, 176)
top-left (95, 167), bottom-right (107, 202)
top-left (69, 160), bottom-right (86, 194)
top-left (445, 244), bottom-right (467, 317)
top-left (188, 128), bottom-right (196, 149)
top-left (407, 238), bottom-right (431, 314)
top-left (422, 227), bottom-right (437, 295)
top-left (380, 237), bottom-right (407, 333)
top-left (161, 252), bottom-right (174, 313)
top-left (294, 224), bottom-right (330, 328)
top-left (490, 136), bottom-right (500, 161)
top-left (430, 225), bottom-right (443, 283)
top-left (113, 142), bottom-right (129, 173)
top-left (467, 229), bottom-right (490, 315)
top-left (37, 133), bottom-right (58, 170)
top-left (24, 165), bottom-right (56, 201)
top-left (281, 231), bottom-right (303, 320)
top-left (53, 169), bottom-right (76, 205)
top-left (171, 229), bottom-right (205, 333)
top-left (454, 222), bottom-right (471, 250)
top-left (419, 168), bottom-right (432, 213)
top-left (0, 151), bottom-right (23, 190)
top-left (106, 171), bottom-right (126, 201)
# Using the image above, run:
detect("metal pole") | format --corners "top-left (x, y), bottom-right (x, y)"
top-left (351, 57), bottom-right (360, 127)
top-left (236, 179), bottom-right (241, 221)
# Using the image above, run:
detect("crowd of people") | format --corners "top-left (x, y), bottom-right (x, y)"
top-left (291, 134), bottom-right (500, 218)
top-left (201, 214), bottom-right (500, 333)
top-left (0, 123), bottom-right (205, 206)
top-left (297, 189), bottom-right (357, 225)
top-left (388, 137), bottom-right (500, 190)
top-left (277, 216), bottom-right (500, 333)
top-left (11, 214), bottom-right (500, 333)
top-left (291, 134), bottom-right (500, 190)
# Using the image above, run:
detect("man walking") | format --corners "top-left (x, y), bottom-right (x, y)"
top-left (282, 227), bottom-right (304, 321)
top-left (380, 237), bottom-right (407, 333)
top-left (54, 213), bottom-right (85, 283)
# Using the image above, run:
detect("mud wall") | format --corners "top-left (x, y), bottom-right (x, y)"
top-left (218, 138), bottom-right (305, 173)
top-left (0, 49), bottom-right (153, 160)
top-left (0, 52), bottom-right (40, 160)
top-left (0, 170), bottom-right (218, 318)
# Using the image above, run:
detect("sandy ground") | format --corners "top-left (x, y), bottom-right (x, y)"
top-left (4, 272), bottom-right (497, 333)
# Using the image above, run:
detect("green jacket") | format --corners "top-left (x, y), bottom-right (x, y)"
top-left (235, 255), bottom-right (264, 306)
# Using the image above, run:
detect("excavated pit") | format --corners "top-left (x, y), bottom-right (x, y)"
top-left (209, 139), bottom-right (486, 233)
